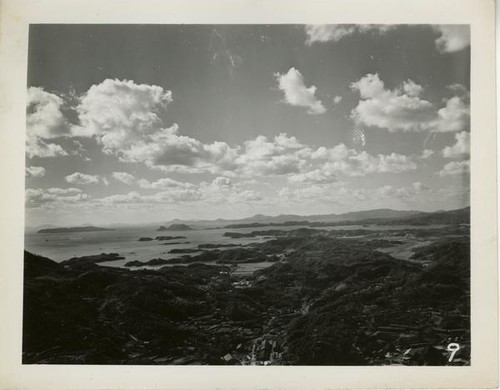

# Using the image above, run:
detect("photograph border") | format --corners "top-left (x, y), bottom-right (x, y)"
top-left (0, 0), bottom-right (497, 388)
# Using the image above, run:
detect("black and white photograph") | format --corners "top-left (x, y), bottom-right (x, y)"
top-left (21, 23), bottom-right (475, 367)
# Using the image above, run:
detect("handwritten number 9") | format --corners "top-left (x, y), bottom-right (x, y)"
top-left (447, 343), bottom-right (460, 362)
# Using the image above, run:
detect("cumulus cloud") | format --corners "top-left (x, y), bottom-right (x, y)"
top-left (65, 172), bottom-right (101, 185)
top-left (112, 172), bottom-right (137, 185)
top-left (123, 125), bottom-right (239, 173)
top-left (442, 131), bottom-right (470, 158)
top-left (26, 87), bottom-right (71, 158)
top-left (70, 79), bottom-right (240, 174)
top-left (288, 168), bottom-right (338, 184)
top-left (439, 160), bottom-right (470, 176)
top-left (73, 79), bottom-right (171, 141)
top-left (235, 133), bottom-right (310, 176)
top-left (305, 25), bottom-right (469, 54)
top-left (279, 181), bottom-right (432, 208)
top-left (25, 166), bottom-right (46, 178)
top-left (433, 25), bottom-right (470, 53)
top-left (26, 187), bottom-right (89, 208)
top-left (377, 182), bottom-right (430, 199)
top-left (420, 149), bottom-right (434, 159)
top-left (210, 176), bottom-right (233, 189)
top-left (27, 87), bottom-right (69, 139)
top-left (304, 143), bottom-right (416, 178)
top-left (350, 74), bottom-right (469, 133)
top-left (138, 177), bottom-right (195, 190)
top-left (274, 67), bottom-right (326, 114)
top-left (304, 24), bottom-right (395, 45)
top-left (99, 188), bottom-right (202, 204)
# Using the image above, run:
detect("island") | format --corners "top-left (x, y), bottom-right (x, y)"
top-left (60, 252), bottom-right (124, 267)
top-left (37, 226), bottom-right (115, 234)
top-left (157, 224), bottom-right (193, 231)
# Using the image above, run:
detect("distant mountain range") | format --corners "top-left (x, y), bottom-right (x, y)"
top-left (29, 207), bottom-right (470, 232)
top-left (165, 207), bottom-right (470, 228)
top-left (37, 226), bottom-right (115, 234)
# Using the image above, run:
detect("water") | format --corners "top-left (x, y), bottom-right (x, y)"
top-left (25, 223), bottom-right (447, 270)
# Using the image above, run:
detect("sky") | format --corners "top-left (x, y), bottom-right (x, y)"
top-left (25, 24), bottom-right (471, 226)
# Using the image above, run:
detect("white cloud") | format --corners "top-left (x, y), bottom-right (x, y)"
top-left (210, 176), bottom-right (233, 189)
top-left (274, 67), bottom-right (326, 114)
top-left (304, 24), bottom-right (395, 45)
top-left (26, 87), bottom-right (70, 158)
top-left (306, 143), bottom-right (416, 177)
top-left (420, 149), bottom-right (434, 159)
top-left (71, 79), bottom-right (240, 174)
top-left (26, 139), bottom-right (68, 159)
top-left (112, 171), bottom-right (137, 185)
top-left (377, 182), bottom-right (430, 199)
top-left (434, 96), bottom-right (470, 132)
top-left (279, 181), bottom-right (432, 209)
top-left (138, 177), bottom-right (195, 190)
top-left (442, 131), bottom-right (470, 158)
top-left (305, 25), bottom-right (469, 54)
top-left (439, 160), bottom-right (470, 176)
top-left (73, 79), bottom-right (171, 142)
top-left (433, 25), bottom-right (470, 53)
top-left (46, 187), bottom-right (82, 195)
top-left (235, 133), bottom-right (310, 176)
top-left (333, 95), bottom-right (342, 106)
top-left (288, 168), bottom-right (338, 184)
top-left (27, 87), bottom-right (69, 139)
top-left (25, 166), bottom-right (46, 178)
top-left (350, 73), bottom-right (469, 133)
top-left (124, 125), bottom-right (239, 173)
top-left (65, 172), bottom-right (101, 185)
top-left (26, 187), bottom-right (89, 208)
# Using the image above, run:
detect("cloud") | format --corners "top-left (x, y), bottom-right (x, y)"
top-left (26, 187), bottom-right (89, 208)
top-left (279, 181), bottom-right (432, 208)
top-left (112, 172), bottom-right (137, 185)
top-left (439, 160), bottom-right (470, 176)
top-left (332, 96), bottom-right (342, 106)
top-left (235, 133), bottom-right (310, 176)
top-left (304, 24), bottom-right (395, 45)
top-left (210, 176), bottom-right (233, 189)
top-left (26, 139), bottom-right (68, 159)
top-left (138, 177), bottom-right (195, 190)
top-left (288, 168), bottom-right (338, 184)
top-left (420, 149), bottom-right (434, 159)
top-left (25, 166), bottom-right (46, 178)
top-left (377, 182), bottom-right (430, 199)
top-left (442, 131), bottom-right (470, 158)
top-left (27, 87), bottom-right (70, 139)
top-left (274, 67), bottom-right (326, 114)
top-left (65, 172), bottom-right (101, 185)
top-left (307, 143), bottom-right (416, 177)
top-left (46, 187), bottom-right (83, 195)
top-left (433, 25), bottom-right (470, 53)
top-left (26, 87), bottom-right (71, 158)
top-left (434, 96), bottom-right (470, 132)
top-left (350, 74), bottom-right (469, 132)
top-left (73, 78), bottom-right (172, 141)
top-left (71, 79), bottom-right (240, 174)
top-left (124, 126), bottom-right (239, 173)
top-left (305, 24), bottom-right (469, 54)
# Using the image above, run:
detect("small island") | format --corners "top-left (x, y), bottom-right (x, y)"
top-left (157, 224), bottom-right (193, 231)
top-left (37, 226), bottom-right (115, 234)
